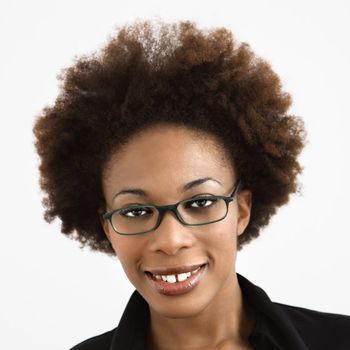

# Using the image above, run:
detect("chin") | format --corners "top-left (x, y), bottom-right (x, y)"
top-left (147, 289), bottom-right (215, 319)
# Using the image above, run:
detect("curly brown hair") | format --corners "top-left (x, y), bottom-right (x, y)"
top-left (33, 19), bottom-right (306, 257)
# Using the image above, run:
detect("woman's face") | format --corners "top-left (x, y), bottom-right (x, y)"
top-left (101, 124), bottom-right (252, 318)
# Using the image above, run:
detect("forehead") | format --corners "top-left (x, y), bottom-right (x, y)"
top-left (102, 125), bottom-right (235, 201)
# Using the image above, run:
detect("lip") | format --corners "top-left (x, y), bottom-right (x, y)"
top-left (145, 263), bottom-right (206, 276)
top-left (145, 263), bottom-right (208, 296)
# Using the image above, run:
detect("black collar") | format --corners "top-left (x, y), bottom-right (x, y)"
top-left (109, 273), bottom-right (308, 350)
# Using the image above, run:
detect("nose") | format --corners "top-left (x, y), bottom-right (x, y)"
top-left (147, 209), bottom-right (194, 256)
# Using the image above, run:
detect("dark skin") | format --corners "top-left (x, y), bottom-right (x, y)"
top-left (101, 124), bottom-right (256, 349)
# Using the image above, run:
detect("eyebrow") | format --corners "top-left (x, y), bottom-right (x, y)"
top-left (112, 177), bottom-right (223, 202)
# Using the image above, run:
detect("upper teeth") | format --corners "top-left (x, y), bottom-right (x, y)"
top-left (153, 266), bottom-right (202, 283)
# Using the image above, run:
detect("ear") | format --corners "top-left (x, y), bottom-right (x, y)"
top-left (236, 189), bottom-right (252, 236)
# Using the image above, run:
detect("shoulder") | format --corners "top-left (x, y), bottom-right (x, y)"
top-left (273, 302), bottom-right (350, 348)
top-left (69, 327), bottom-right (117, 350)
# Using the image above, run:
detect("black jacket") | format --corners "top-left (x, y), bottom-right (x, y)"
top-left (70, 273), bottom-right (350, 349)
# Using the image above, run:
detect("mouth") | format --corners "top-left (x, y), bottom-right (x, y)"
top-left (145, 263), bottom-right (208, 296)
top-left (145, 262), bottom-right (206, 277)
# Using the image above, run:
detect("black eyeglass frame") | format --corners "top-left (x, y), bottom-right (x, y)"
top-left (103, 179), bottom-right (242, 236)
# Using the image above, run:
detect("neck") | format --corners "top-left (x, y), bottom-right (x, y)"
top-left (147, 272), bottom-right (255, 350)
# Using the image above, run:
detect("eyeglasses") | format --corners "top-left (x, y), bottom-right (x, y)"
top-left (103, 179), bottom-right (242, 235)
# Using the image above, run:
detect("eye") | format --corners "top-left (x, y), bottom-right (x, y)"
top-left (185, 197), bottom-right (217, 209)
top-left (119, 206), bottom-right (154, 218)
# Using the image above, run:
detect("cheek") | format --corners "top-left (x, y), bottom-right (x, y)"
top-left (210, 214), bottom-right (237, 243)
top-left (201, 218), bottom-right (237, 259)
top-left (109, 235), bottom-right (147, 273)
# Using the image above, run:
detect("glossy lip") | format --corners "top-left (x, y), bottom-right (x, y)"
top-left (145, 263), bottom-right (208, 296)
top-left (145, 263), bottom-right (206, 276)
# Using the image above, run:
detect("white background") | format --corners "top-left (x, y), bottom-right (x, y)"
top-left (1, 0), bottom-right (349, 349)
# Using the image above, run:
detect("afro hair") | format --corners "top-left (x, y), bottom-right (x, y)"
top-left (33, 19), bottom-right (306, 257)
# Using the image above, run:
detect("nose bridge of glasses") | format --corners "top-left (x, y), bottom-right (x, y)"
top-left (156, 203), bottom-right (183, 224)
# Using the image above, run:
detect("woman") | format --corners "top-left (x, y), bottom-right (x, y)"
top-left (33, 20), bottom-right (350, 349)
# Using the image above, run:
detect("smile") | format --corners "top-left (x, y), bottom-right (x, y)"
top-left (151, 265), bottom-right (202, 283)
top-left (145, 263), bottom-right (208, 296)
